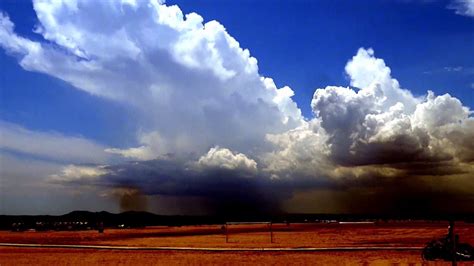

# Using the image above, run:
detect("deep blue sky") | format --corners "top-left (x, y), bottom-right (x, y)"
top-left (170, 0), bottom-right (473, 114)
top-left (0, 0), bottom-right (473, 147)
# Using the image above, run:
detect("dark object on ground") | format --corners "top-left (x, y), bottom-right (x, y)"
top-left (98, 221), bottom-right (104, 234)
top-left (422, 236), bottom-right (474, 261)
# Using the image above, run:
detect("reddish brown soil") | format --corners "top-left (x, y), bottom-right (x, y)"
top-left (1, 221), bottom-right (473, 265)
top-left (0, 247), bottom-right (429, 265)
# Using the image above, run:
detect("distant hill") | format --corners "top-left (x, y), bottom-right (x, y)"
top-left (1, 211), bottom-right (473, 231)
top-left (0, 211), bottom-right (225, 231)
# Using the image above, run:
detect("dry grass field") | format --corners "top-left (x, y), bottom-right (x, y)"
top-left (0, 248), bottom-right (430, 265)
top-left (1, 221), bottom-right (473, 265)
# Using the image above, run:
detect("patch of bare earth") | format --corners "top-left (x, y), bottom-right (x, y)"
top-left (1, 221), bottom-right (473, 264)
top-left (0, 248), bottom-right (433, 265)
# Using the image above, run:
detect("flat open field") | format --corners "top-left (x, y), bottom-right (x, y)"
top-left (0, 248), bottom-right (429, 265)
top-left (1, 221), bottom-right (473, 265)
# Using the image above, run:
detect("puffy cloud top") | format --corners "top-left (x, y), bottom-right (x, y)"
top-left (197, 146), bottom-right (257, 174)
top-left (266, 48), bottom-right (474, 183)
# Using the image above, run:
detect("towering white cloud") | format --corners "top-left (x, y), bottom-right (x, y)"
top-left (0, 0), bottom-right (303, 161)
top-left (265, 48), bottom-right (474, 181)
top-left (344, 48), bottom-right (419, 113)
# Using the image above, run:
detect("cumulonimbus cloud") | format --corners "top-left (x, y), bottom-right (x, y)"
top-left (50, 47), bottom-right (474, 214)
top-left (266, 48), bottom-right (474, 180)
top-left (1, 0), bottom-right (473, 214)
top-left (0, 0), bottom-right (303, 160)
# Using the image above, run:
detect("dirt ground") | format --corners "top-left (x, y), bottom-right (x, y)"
top-left (0, 247), bottom-right (443, 265)
top-left (1, 221), bottom-right (473, 265)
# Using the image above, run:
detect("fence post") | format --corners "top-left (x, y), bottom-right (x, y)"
top-left (270, 222), bottom-right (273, 243)
top-left (450, 220), bottom-right (456, 266)
top-left (225, 223), bottom-right (228, 243)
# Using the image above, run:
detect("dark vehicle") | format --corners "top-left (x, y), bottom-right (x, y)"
top-left (422, 235), bottom-right (474, 261)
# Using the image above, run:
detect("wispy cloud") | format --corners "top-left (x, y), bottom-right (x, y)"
top-left (444, 66), bottom-right (464, 72)
top-left (448, 0), bottom-right (474, 17)
top-left (0, 121), bottom-right (110, 164)
top-left (423, 66), bottom-right (474, 75)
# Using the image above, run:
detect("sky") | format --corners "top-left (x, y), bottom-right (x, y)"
top-left (0, 0), bottom-right (473, 215)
